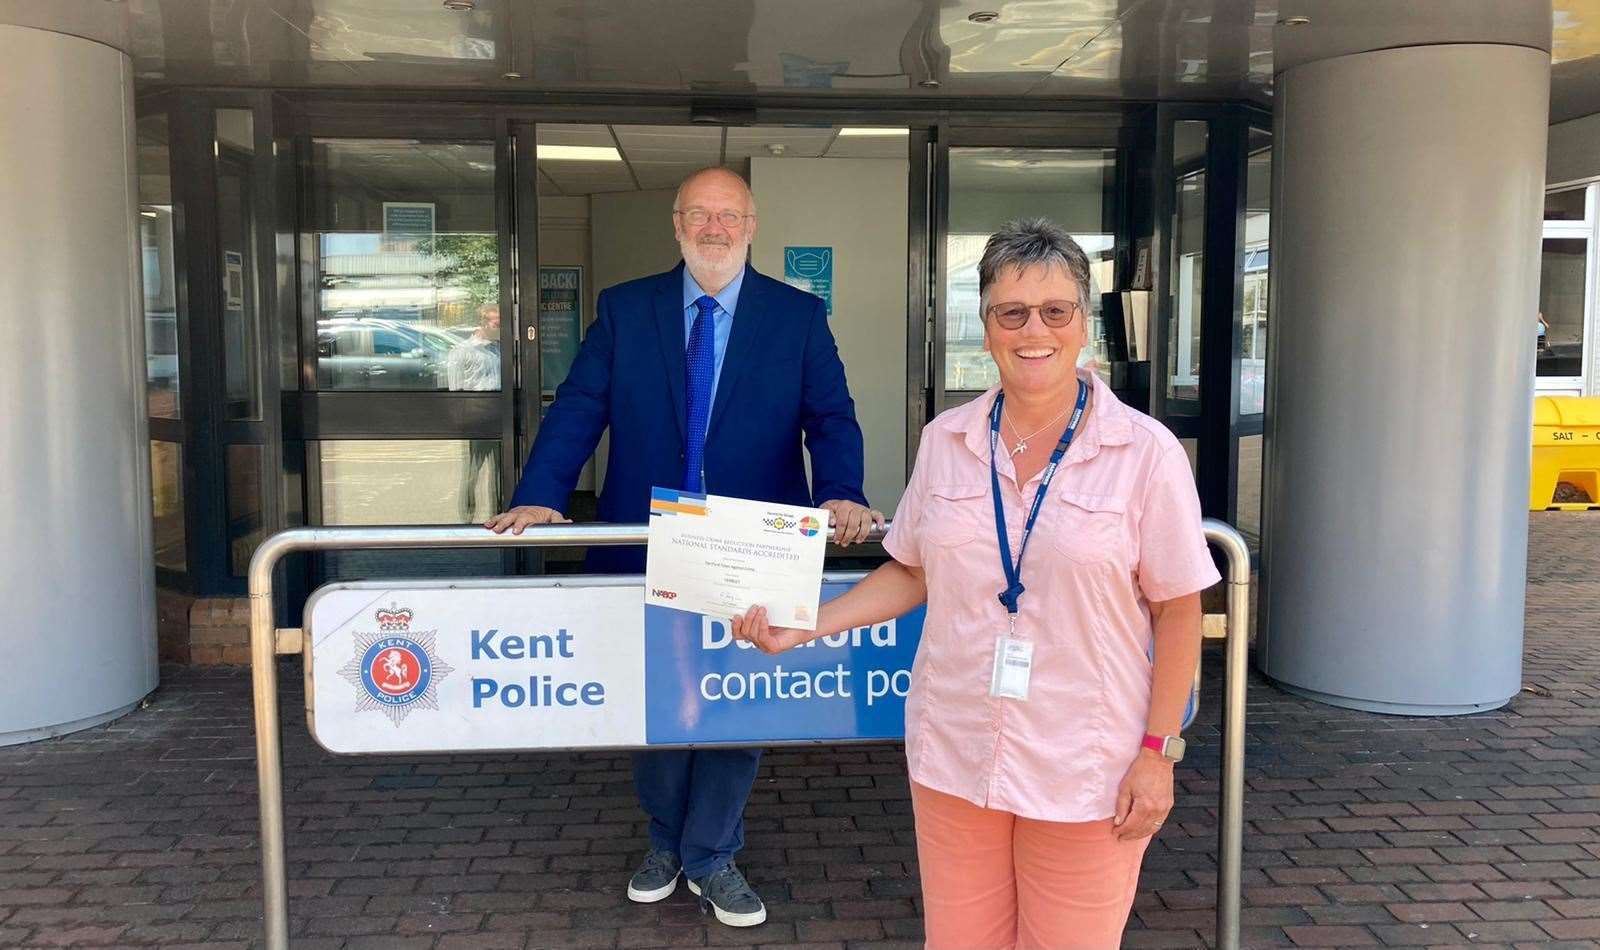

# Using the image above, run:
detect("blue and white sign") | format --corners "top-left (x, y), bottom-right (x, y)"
top-left (783, 246), bottom-right (833, 316)
top-left (304, 576), bottom-right (922, 754)
top-left (644, 582), bottom-right (923, 744)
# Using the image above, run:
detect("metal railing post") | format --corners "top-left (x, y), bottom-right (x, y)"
top-left (1202, 519), bottom-right (1250, 950)
top-left (248, 534), bottom-right (291, 950)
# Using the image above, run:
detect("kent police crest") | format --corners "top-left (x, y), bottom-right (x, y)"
top-left (337, 603), bottom-right (454, 726)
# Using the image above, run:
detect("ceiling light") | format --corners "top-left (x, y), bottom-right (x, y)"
top-left (442, 0), bottom-right (475, 10)
top-left (967, 11), bottom-right (1000, 23)
top-left (838, 128), bottom-right (910, 137)
top-left (501, 71), bottom-right (523, 80)
top-left (537, 145), bottom-right (622, 162)
top-left (919, 79), bottom-right (942, 89)
top-left (139, 210), bottom-right (158, 218)
top-left (1277, 15), bottom-right (1310, 26)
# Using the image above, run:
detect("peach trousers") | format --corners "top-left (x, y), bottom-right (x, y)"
top-left (911, 781), bottom-right (1150, 950)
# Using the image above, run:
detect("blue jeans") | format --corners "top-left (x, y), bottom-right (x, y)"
top-left (633, 747), bottom-right (763, 880)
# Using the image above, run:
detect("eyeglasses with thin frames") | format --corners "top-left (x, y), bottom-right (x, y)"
top-left (674, 208), bottom-right (753, 229)
top-left (984, 300), bottom-right (1081, 330)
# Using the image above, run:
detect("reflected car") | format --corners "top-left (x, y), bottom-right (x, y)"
top-left (316, 315), bottom-right (456, 389)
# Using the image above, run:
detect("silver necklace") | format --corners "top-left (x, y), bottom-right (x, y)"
top-left (1001, 403), bottom-right (1069, 457)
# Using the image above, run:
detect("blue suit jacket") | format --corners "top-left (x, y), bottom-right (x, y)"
top-left (510, 262), bottom-right (868, 573)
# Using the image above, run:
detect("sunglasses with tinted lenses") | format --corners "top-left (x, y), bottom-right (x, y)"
top-left (984, 300), bottom-right (1082, 330)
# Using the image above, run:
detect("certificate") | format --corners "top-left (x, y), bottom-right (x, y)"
top-left (644, 488), bottom-right (828, 630)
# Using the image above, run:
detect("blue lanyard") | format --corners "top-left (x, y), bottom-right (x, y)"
top-left (989, 380), bottom-right (1088, 621)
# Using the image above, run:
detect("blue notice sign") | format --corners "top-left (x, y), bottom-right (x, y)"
top-left (783, 246), bottom-right (833, 316)
top-left (644, 582), bottom-right (923, 744)
top-left (382, 202), bottom-right (434, 240)
top-left (538, 266), bottom-right (582, 396)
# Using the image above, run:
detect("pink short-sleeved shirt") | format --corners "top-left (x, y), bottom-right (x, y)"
top-left (883, 371), bottom-right (1220, 823)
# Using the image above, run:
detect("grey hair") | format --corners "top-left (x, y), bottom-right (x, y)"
top-left (977, 218), bottom-right (1092, 319)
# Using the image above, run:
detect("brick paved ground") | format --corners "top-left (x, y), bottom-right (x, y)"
top-left (1, 513), bottom-right (1598, 950)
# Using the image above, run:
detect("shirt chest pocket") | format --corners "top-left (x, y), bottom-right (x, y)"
top-left (921, 483), bottom-right (989, 550)
top-left (1046, 490), bottom-right (1128, 565)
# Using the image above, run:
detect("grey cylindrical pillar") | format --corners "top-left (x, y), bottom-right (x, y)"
top-left (1259, 44), bottom-right (1548, 715)
top-left (0, 23), bottom-right (158, 743)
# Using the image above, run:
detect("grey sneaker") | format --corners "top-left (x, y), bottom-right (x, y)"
top-left (687, 862), bottom-right (767, 927)
top-left (626, 848), bottom-right (681, 903)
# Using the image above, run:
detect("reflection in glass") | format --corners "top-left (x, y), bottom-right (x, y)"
top-left (217, 108), bottom-right (262, 420)
top-left (150, 441), bottom-right (185, 570)
top-left (227, 444), bottom-right (266, 576)
top-left (1236, 434), bottom-right (1262, 551)
top-left (1241, 145), bottom-right (1270, 416)
top-left (944, 148), bottom-right (1117, 392)
top-left (1545, 188), bottom-right (1587, 222)
top-left (1538, 237), bottom-right (1589, 378)
top-left (320, 439), bottom-right (501, 525)
top-left (1167, 122), bottom-right (1207, 411)
top-left (309, 140), bottom-right (500, 391)
top-left (137, 115), bottom-right (179, 420)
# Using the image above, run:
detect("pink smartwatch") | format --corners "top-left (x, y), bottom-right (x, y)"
top-left (1142, 733), bottom-right (1186, 762)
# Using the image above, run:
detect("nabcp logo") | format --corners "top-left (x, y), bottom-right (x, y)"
top-left (651, 588), bottom-right (678, 600)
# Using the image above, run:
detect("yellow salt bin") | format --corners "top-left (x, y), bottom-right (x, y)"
top-left (1530, 396), bottom-right (1600, 511)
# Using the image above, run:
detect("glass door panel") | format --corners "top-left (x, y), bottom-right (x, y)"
top-left (942, 148), bottom-right (1117, 403)
top-left (1539, 237), bottom-right (1589, 381)
top-left (293, 130), bottom-right (511, 584)
top-left (1236, 131), bottom-right (1271, 549)
top-left (1165, 121), bottom-right (1207, 415)
top-left (308, 139), bottom-right (501, 393)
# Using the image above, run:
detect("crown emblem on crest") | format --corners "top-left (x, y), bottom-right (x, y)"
top-left (375, 604), bottom-right (414, 631)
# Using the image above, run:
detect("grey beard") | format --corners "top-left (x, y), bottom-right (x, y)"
top-left (683, 246), bottom-right (744, 286)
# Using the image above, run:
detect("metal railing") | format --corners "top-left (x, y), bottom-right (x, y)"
top-left (247, 519), bottom-right (1250, 950)
top-left (1205, 519), bottom-right (1251, 950)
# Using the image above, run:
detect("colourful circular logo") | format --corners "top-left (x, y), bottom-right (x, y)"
top-left (798, 516), bottom-right (821, 537)
top-left (359, 637), bottom-right (432, 706)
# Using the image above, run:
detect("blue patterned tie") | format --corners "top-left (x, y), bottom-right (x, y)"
top-left (682, 295), bottom-right (717, 492)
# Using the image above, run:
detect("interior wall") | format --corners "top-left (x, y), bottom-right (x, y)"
top-left (749, 156), bottom-right (910, 513)
top-left (590, 188), bottom-right (681, 314)
top-left (1548, 113), bottom-right (1600, 187)
top-left (587, 188), bottom-right (680, 490)
top-left (537, 195), bottom-right (593, 490)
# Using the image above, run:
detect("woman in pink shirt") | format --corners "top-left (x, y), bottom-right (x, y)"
top-left (733, 219), bottom-right (1219, 949)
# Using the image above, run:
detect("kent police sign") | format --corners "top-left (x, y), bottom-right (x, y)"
top-left (305, 577), bottom-right (924, 753)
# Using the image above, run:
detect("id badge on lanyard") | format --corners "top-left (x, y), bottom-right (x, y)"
top-left (990, 628), bottom-right (1035, 700)
top-left (986, 381), bottom-right (1087, 702)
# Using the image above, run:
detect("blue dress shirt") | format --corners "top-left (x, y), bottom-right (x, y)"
top-left (683, 267), bottom-right (742, 398)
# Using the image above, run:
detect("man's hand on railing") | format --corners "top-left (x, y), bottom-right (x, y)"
top-left (819, 499), bottom-right (886, 547)
top-left (484, 505), bottom-right (572, 535)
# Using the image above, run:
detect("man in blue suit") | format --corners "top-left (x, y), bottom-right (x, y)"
top-left (487, 167), bottom-right (881, 927)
